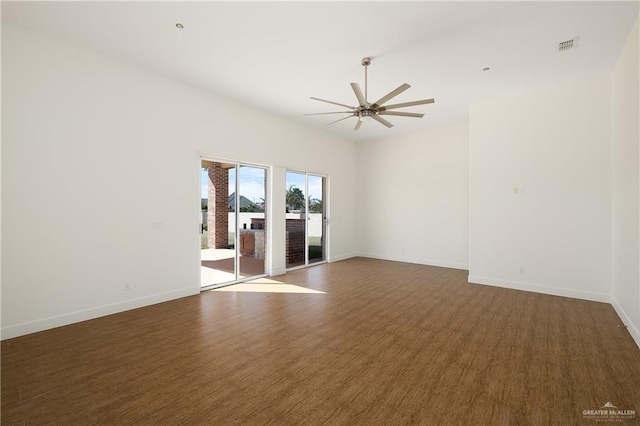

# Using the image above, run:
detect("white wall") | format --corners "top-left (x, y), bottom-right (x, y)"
top-left (1, 24), bottom-right (358, 338)
top-left (611, 17), bottom-right (640, 347)
top-left (469, 76), bottom-right (612, 302)
top-left (357, 124), bottom-right (469, 269)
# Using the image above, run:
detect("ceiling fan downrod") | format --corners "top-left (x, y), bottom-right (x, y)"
top-left (362, 56), bottom-right (370, 105)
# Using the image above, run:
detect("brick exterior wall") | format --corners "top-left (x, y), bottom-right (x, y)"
top-left (286, 219), bottom-right (305, 266)
top-left (207, 163), bottom-right (229, 249)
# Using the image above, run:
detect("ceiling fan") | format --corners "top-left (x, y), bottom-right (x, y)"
top-left (305, 57), bottom-right (435, 131)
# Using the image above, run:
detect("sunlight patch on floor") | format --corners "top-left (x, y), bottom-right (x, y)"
top-left (212, 278), bottom-right (326, 294)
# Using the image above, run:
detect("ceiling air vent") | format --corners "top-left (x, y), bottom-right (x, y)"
top-left (558, 37), bottom-right (579, 52)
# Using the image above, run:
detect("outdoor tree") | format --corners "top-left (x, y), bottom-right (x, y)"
top-left (240, 202), bottom-right (262, 213)
top-left (308, 197), bottom-right (322, 213)
top-left (286, 185), bottom-right (305, 211)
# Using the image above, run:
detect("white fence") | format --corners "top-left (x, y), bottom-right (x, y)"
top-left (202, 212), bottom-right (323, 236)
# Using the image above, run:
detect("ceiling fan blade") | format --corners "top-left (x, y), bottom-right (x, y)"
top-left (371, 115), bottom-right (394, 128)
top-left (372, 83), bottom-right (411, 106)
top-left (350, 83), bottom-right (367, 107)
top-left (381, 99), bottom-right (435, 110)
top-left (326, 115), bottom-right (356, 126)
top-left (378, 111), bottom-right (424, 118)
top-left (310, 97), bottom-right (356, 110)
top-left (354, 119), bottom-right (363, 131)
top-left (304, 111), bottom-right (354, 116)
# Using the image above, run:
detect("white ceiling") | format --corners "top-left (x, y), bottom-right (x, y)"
top-left (3, 1), bottom-right (638, 141)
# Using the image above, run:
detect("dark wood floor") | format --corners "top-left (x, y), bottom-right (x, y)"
top-left (2, 258), bottom-right (639, 425)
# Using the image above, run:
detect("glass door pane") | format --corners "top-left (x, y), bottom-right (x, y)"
top-left (201, 160), bottom-right (268, 289)
top-left (308, 175), bottom-right (325, 264)
top-left (285, 171), bottom-right (327, 269)
top-left (285, 171), bottom-right (306, 268)
top-left (201, 161), bottom-right (236, 287)
top-left (238, 165), bottom-right (267, 279)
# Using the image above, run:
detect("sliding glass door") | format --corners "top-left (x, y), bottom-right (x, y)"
top-left (238, 165), bottom-right (267, 279)
top-left (200, 159), bottom-right (267, 288)
top-left (307, 174), bottom-right (325, 264)
top-left (285, 171), bottom-right (326, 269)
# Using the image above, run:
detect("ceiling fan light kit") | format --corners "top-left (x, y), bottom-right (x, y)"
top-left (305, 57), bottom-right (435, 131)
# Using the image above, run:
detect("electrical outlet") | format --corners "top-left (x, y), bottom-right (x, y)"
top-left (513, 186), bottom-right (519, 194)
top-left (518, 267), bottom-right (525, 274)
top-left (124, 282), bottom-right (130, 291)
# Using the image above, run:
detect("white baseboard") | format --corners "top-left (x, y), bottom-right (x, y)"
top-left (611, 298), bottom-right (640, 350)
top-left (1, 287), bottom-right (199, 340)
top-left (467, 275), bottom-right (611, 303)
top-left (329, 252), bottom-right (358, 263)
top-left (359, 252), bottom-right (469, 271)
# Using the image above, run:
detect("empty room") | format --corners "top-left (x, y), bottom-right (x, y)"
top-left (2, 1), bottom-right (639, 424)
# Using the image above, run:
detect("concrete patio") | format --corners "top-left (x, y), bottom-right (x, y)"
top-left (200, 248), bottom-right (266, 287)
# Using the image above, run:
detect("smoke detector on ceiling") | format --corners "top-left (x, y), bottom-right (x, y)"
top-left (558, 37), bottom-right (579, 52)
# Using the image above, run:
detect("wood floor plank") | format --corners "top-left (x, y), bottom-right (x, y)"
top-left (2, 257), bottom-right (639, 425)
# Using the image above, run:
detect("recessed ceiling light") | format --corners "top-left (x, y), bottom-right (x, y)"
top-left (482, 67), bottom-right (490, 72)
top-left (175, 23), bottom-right (184, 29)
